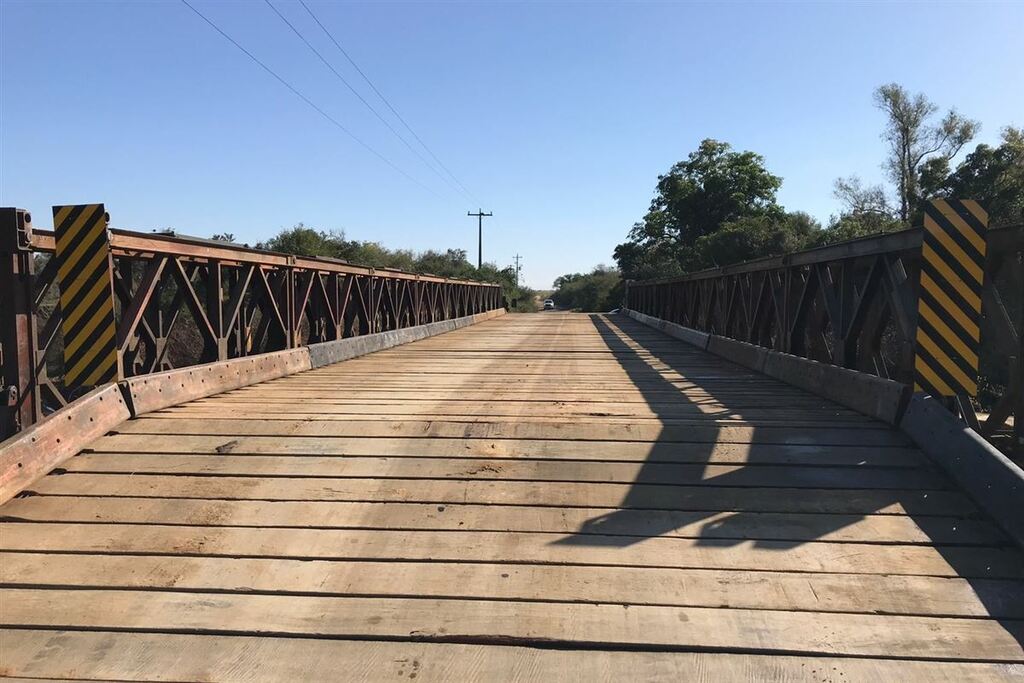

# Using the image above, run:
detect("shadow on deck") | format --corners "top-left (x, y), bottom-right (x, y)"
top-left (552, 313), bottom-right (1023, 646)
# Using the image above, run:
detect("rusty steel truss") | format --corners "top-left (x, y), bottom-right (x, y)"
top-left (0, 207), bottom-right (504, 438)
top-left (625, 224), bottom-right (1023, 450)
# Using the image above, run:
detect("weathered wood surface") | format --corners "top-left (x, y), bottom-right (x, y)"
top-left (2, 312), bottom-right (1022, 679)
top-left (3, 631), bottom-right (1021, 682)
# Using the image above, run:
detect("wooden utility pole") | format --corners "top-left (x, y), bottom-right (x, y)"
top-left (513, 254), bottom-right (522, 286)
top-left (467, 209), bottom-right (492, 269)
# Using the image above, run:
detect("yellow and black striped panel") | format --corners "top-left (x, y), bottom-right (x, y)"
top-left (52, 204), bottom-right (121, 388)
top-left (914, 198), bottom-right (988, 397)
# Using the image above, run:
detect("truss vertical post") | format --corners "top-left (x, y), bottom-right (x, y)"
top-left (0, 208), bottom-right (40, 437)
top-left (1016, 263), bottom-right (1024, 457)
top-left (206, 260), bottom-right (227, 360)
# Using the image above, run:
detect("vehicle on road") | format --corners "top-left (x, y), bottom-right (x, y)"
top-left (543, 299), bottom-right (555, 310)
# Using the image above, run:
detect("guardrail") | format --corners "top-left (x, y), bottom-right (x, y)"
top-left (0, 205), bottom-right (504, 438)
top-left (625, 222), bottom-right (1023, 453)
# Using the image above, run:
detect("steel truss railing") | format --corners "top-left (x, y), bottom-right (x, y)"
top-left (1, 207), bottom-right (504, 438)
top-left (625, 224), bottom-right (1023, 451)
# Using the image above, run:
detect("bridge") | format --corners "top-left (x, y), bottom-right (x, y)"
top-left (1, 204), bottom-right (1022, 680)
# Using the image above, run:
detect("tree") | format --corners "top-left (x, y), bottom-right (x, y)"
top-left (693, 212), bottom-right (820, 267)
top-left (818, 174), bottom-right (903, 247)
top-left (551, 265), bottom-right (622, 312)
top-left (925, 126), bottom-right (1024, 226)
top-left (873, 83), bottom-right (978, 223)
top-left (413, 249), bottom-right (475, 279)
top-left (614, 139), bottom-right (783, 279)
top-left (812, 212), bottom-right (904, 247)
top-left (612, 238), bottom-right (685, 281)
top-left (257, 224), bottom-right (343, 258)
top-left (253, 222), bottom-right (537, 311)
top-left (832, 176), bottom-right (893, 218)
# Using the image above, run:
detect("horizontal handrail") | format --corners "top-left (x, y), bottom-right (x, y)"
top-left (630, 224), bottom-right (1019, 286)
top-left (26, 227), bottom-right (497, 286)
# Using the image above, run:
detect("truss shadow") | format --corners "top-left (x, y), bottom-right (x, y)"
top-left (548, 313), bottom-right (1023, 642)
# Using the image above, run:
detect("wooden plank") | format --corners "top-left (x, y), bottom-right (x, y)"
top-left (4, 552), bottom-right (1022, 617)
top-left (168, 399), bottom-right (871, 420)
top-left (86, 433), bottom-right (928, 467)
top-left (3, 630), bottom-right (1019, 682)
top-left (144, 411), bottom-right (882, 429)
top-left (224, 386), bottom-right (839, 400)
top-left (21, 474), bottom-right (979, 516)
top-left (3, 497), bottom-right (1001, 545)
top-left (262, 376), bottom-right (785, 387)
top-left (113, 418), bottom-right (911, 446)
top-left (3, 523), bottom-right (1018, 578)
top-left (4, 589), bottom-right (1022, 660)
top-left (60, 454), bottom-right (952, 490)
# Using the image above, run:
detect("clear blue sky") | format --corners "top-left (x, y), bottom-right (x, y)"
top-left (2, 1), bottom-right (1021, 288)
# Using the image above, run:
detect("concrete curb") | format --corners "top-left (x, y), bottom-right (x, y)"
top-left (623, 308), bottom-right (1024, 548)
top-left (0, 308), bottom-right (506, 503)
top-left (762, 352), bottom-right (910, 426)
top-left (707, 336), bottom-right (769, 374)
top-left (900, 394), bottom-right (1024, 547)
top-left (623, 308), bottom-right (907, 425)
top-left (308, 309), bottom-right (505, 369)
top-left (0, 384), bottom-right (130, 505)
top-left (623, 310), bottom-right (710, 349)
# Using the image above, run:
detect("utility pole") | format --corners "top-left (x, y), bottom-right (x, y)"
top-left (513, 254), bottom-right (522, 286)
top-left (467, 209), bottom-right (492, 269)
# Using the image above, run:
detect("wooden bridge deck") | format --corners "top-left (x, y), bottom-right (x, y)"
top-left (2, 312), bottom-right (1023, 680)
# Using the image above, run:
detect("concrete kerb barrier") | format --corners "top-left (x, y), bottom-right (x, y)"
top-left (625, 310), bottom-right (710, 349)
top-left (623, 308), bottom-right (908, 425)
top-left (900, 394), bottom-right (1024, 548)
top-left (623, 308), bottom-right (1024, 548)
top-left (308, 308), bottom-right (505, 369)
top-left (762, 352), bottom-right (910, 426)
top-left (0, 307), bottom-right (506, 502)
top-left (706, 336), bottom-right (769, 374)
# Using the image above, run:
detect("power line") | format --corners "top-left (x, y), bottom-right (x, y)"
top-left (298, 0), bottom-right (478, 202)
top-left (179, 0), bottom-right (440, 199)
top-left (263, 0), bottom-right (466, 201)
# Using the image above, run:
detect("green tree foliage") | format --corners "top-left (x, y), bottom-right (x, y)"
top-left (552, 266), bottom-right (622, 312)
top-left (922, 126), bottom-right (1024, 226)
top-left (257, 225), bottom-right (418, 270)
top-left (812, 212), bottom-right (904, 247)
top-left (873, 83), bottom-right (979, 223)
top-left (616, 107), bottom-right (1013, 283)
top-left (610, 240), bottom-right (684, 282)
top-left (413, 249), bottom-right (478, 279)
top-left (832, 176), bottom-right (894, 218)
top-left (693, 212), bottom-right (820, 267)
top-left (814, 176), bottom-right (905, 246)
top-left (614, 139), bottom-right (783, 278)
top-left (254, 224), bottom-right (535, 311)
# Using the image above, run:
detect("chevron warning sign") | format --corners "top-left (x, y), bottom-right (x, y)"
top-left (914, 198), bottom-right (988, 397)
top-left (52, 203), bottom-right (121, 389)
